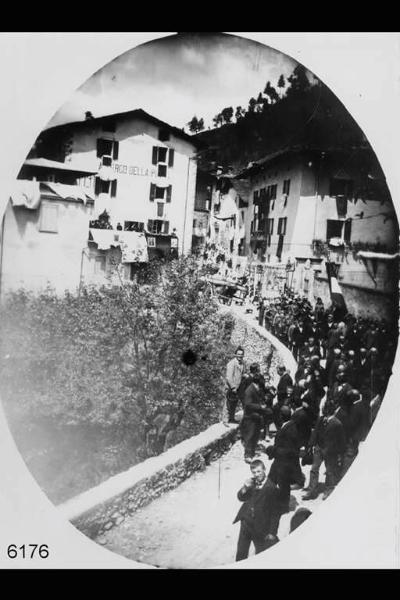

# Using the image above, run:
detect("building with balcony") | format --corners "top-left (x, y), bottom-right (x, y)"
top-left (32, 109), bottom-right (200, 258)
top-left (236, 145), bottom-right (399, 319)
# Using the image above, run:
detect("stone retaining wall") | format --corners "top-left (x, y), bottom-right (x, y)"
top-left (59, 422), bottom-right (240, 539)
top-left (58, 306), bottom-right (295, 539)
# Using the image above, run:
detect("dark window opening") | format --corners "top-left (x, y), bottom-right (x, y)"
top-left (276, 235), bottom-right (284, 260)
top-left (158, 164), bottom-right (167, 177)
top-left (283, 179), bottom-right (291, 195)
top-left (159, 129), bottom-right (170, 142)
top-left (124, 221), bottom-right (144, 232)
top-left (158, 147), bottom-right (168, 163)
top-left (277, 217), bottom-right (287, 236)
top-left (157, 202), bottom-right (164, 218)
top-left (155, 186), bottom-right (165, 200)
top-left (326, 219), bottom-right (344, 240)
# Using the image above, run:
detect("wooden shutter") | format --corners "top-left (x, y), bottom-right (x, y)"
top-left (166, 185), bottom-right (172, 203)
top-left (110, 179), bottom-right (117, 198)
top-left (344, 219), bottom-right (352, 243)
top-left (168, 148), bottom-right (175, 167)
top-left (152, 146), bottom-right (158, 165)
top-left (94, 176), bottom-right (102, 196)
top-left (112, 141), bottom-right (119, 160)
top-left (163, 221), bottom-right (169, 234)
top-left (148, 219), bottom-right (153, 232)
top-left (96, 139), bottom-right (102, 158)
top-left (149, 183), bottom-right (156, 202)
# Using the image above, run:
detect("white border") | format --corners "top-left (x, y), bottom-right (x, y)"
top-left (0, 32), bottom-right (399, 569)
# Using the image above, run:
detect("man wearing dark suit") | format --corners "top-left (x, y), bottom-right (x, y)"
top-left (303, 401), bottom-right (346, 501)
top-left (240, 372), bottom-right (269, 462)
top-left (234, 460), bottom-right (281, 561)
top-left (267, 406), bottom-right (303, 513)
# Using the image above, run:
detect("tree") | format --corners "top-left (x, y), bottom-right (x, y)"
top-left (277, 74), bottom-right (286, 98)
top-left (221, 106), bottom-right (234, 124)
top-left (248, 97), bottom-right (257, 113)
top-left (0, 257), bottom-right (235, 502)
top-left (187, 115), bottom-right (204, 133)
top-left (264, 81), bottom-right (279, 105)
top-left (213, 113), bottom-right (224, 128)
top-left (235, 106), bottom-right (245, 121)
top-left (286, 64), bottom-right (311, 96)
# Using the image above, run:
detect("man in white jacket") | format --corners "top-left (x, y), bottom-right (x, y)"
top-left (225, 346), bottom-right (246, 423)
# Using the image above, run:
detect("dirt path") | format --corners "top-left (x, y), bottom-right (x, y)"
top-left (98, 440), bottom-right (324, 569)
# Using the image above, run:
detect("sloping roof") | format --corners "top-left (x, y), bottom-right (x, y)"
top-left (23, 158), bottom-right (98, 176)
top-left (43, 108), bottom-right (203, 149)
top-left (235, 144), bottom-right (374, 179)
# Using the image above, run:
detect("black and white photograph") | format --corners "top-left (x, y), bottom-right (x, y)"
top-left (0, 32), bottom-right (399, 570)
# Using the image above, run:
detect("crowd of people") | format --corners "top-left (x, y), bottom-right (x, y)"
top-left (225, 291), bottom-right (397, 561)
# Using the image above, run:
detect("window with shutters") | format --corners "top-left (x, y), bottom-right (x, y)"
top-left (147, 220), bottom-right (170, 234)
top-left (150, 183), bottom-right (171, 202)
top-left (95, 177), bottom-right (110, 195)
top-left (168, 148), bottom-right (174, 168)
top-left (267, 218), bottom-right (274, 235)
top-left (326, 219), bottom-right (352, 243)
top-left (96, 138), bottom-right (119, 160)
top-left (283, 179), bottom-right (291, 195)
top-left (152, 146), bottom-right (174, 171)
top-left (277, 217), bottom-right (287, 235)
top-left (39, 202), bottom-right (59, 233)
top-left (276, 234), bottom-right (284, 260)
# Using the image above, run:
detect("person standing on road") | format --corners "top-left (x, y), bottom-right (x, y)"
top-left (225, 346), bottom-right (246, 424)
top-left (240, 370), bottom-right (270, 462)
top-left (234, 459), bottom-right (281, 561)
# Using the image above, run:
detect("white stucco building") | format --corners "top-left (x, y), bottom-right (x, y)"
top-left (34, 109), bottom-right (200, 258)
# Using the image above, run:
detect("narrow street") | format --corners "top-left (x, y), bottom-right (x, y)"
top-left (97, 438), bottom-right (324, 569)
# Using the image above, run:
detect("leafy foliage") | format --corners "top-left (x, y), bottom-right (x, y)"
top-left (0, 257), bottom-right (235, 502)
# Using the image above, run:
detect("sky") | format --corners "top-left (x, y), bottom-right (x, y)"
top-left (47, 33), bottom-right (300, 132)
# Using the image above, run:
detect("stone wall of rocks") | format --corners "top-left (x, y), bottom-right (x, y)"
top-left (59, 423), bottom-right (240, 540)
top-left (228, 307), bottom-right (297, 384)
top-left (58, 307), bottom-right (294, 540)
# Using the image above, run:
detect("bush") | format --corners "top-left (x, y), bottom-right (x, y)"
top-left (0, 257), bottom-right (235, 502)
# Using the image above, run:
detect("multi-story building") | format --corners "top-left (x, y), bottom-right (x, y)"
top-left (33, 109), bottom-right (200, 258)
top-left (235, 145), bottom-right (399, 319)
